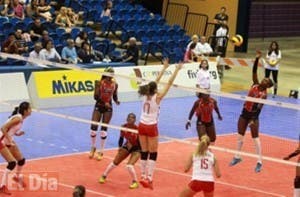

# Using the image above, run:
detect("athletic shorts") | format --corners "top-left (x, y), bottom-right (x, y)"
top-left (94, 102), bottom-right (112, 113)
top-left (138, 122), bottom-right (158, 137)
top-left (188, 180), bottom-right (214, 193)
top-left (122, 145), bottom-right (141, 153)
top-left (196, 119), bottom-right (214, 127)
top-left (240, 108), bottom-right (257, 121)
top-left (0, 142), bottom-right (5, 150)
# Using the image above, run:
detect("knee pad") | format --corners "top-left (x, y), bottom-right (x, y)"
top-left (100, 131), bottom-right (107, 140)
top-left (295, 176), bottom-right (300, 188)
top-left (90, 125), bottom-right (98, 131)
top-left (18, 158), bottom-right (25, 166)
top-left (90, 130), bottom-right (97, 137)
top-left (149, 152), bottom-right (158, 161)
top-left (7, 161), bottom-right (16, 171)
top-left (140, 151), bottom-right (149, 160)
top-left (100, 126), bottom-right (108, 132)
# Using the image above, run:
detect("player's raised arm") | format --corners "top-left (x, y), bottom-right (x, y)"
top-left (252, 51), bottom-right (261, 85)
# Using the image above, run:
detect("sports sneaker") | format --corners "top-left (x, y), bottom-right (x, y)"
top-left (89, 147), bottom-right (96, 159)
top-left (0, 185), bottom-right (11, 195)
top-left (255, 162), bottom-right (262, 173)
top-left (96, 152), bottom-right (103, 161)
top-left (229, 157), bottom-right (242, 166)
top-left (13, 175), bottom-right (26, 188)
top-left (98, 175), bottom-right (106, 184)
top-left (129, 181), bottom-right (138, 189)
top-left (139, 178), bottom-right (153, 190)
top-left (139, 178), bottom-right (149, 188)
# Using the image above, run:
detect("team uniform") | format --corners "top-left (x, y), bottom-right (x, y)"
top-left (138, 93), bottom-right (159, 137)
top-left (188, 150), bottom-right (215, 193)
top-left (94, 79), bottom-right (117, 113)
top-left (239, 84), bottom-right (267, 138)
top-left (0, 114), bottom-right (23, 149)
top-left (120, 123), bottom-right (140, 153)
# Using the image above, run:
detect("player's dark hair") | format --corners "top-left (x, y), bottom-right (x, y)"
top-left (11, 102), bottom-right (30, 117)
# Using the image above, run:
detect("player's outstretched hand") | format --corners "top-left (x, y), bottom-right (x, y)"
top-left (185, 121), bottom-right (191, 130)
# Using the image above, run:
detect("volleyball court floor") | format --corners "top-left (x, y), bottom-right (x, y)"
top-left (0, 95), bottom-right (299, 196)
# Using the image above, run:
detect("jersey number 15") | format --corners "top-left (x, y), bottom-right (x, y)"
top-left (200, 158), bottom-right (208, 169)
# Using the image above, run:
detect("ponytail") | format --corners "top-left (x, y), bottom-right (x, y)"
top-left (138, 81), bottom-right (157, 96)
top-left (10, 101), bottom-right (30, 117)
top-left (195, 135), bottom-right (210, 156)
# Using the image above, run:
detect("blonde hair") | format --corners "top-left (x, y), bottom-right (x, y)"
top-left (195, 135), bottom-right (210, 156)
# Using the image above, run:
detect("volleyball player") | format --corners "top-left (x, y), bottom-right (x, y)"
top-left (138, 59), bottom-right (182, 189)
top-left (89, 67), bottom-right (120, 161)
top-left (185, 93), bottom-right (222, 144)
top-left (229, 51), bottom-right (274, 172)
top-left (283, 135), bottom-right (300, 197)
top-left (99, 113), bottom-right (140, 189)
top-left (0, 102), bottom-right (32, 194)
top-left (179, 135), bottom-right (221, 197)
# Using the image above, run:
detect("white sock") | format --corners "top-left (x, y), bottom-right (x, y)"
top-left (126, 165), bottom-right (137, 182)
top-left (253, 137), bottom-right (262, 164)
top-left (235, 134), bottom-right (244, 159)
top-left (103, 162), bottom-right (116, 177)
top-left (1, 169), bottom-right (11, 187)
top-left (140, 160), bottom-right (147, 179)
top-left (147, 160), bottom-right (156, 181)
top-left (99, 131), bottom-right (107, 153)
top-left (90, 130), bottom-right (97, 147)
top-left (294, 188), bottom-right (300, 197)
top-left (15, 165), bottom-right (23, 178)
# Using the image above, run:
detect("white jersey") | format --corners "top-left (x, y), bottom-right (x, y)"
top-left (192, 150), bottom-right (215, 182)
top-left (0, 114), bottom-right (23, 144)
top-left (140, 94), bottom-right (160, 125)
top-left (196, 69), bottom-right (210, 89)
top-left (265, 50), bottom-right (281, 70)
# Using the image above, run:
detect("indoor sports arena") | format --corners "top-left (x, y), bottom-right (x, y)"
top-left (0, 0), bottom-right (299, 196)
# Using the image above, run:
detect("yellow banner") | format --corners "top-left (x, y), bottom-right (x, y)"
top-left (34, 69), bottom-right (103, 98)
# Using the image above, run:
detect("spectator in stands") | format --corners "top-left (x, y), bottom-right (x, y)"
top-left (122, 37), bottom-right (139, 65)
top-left (184, 42), bottom-right (197, 63)
top-left (29, 17), bottom-right (48, 42)
top-left (77, 42), bottom-right (103, 63)
top-left (199, 36), bottom-right (213, 57)
top-left (1, 33), bottom-right (19, 54)
top-left (14, 29), bottom-right (29, 54)
top-left (50, 0), bottom-right (65, 15)
top-left (36, 0), bottom-right (53, 22)
top-left (75, 31), bottom-right (90, 49)
top-left (15, 28), bottom-right (31, 42)
top-left (25, 0), bottom-right (38, 19)
top-left (212, 7), bottom-right (228, 51)
top-left (0, 0), bottom-right (11, 19)
top-left (28, 41), bottom-right (43, 66)
top-left (215, 21), bottom-right (229, 57)
top-left (11, 0), bottom-right (25, 20)
top-left (101, 0), bottom-right (113, 18)
top-left (40, 30), bottom-right (54, 48)
top-left (186, 34), bottom-right (201, 57)
top-left (213, 7), bottom-right (228, 36)
top-left (55, 6), bottom-right (73, 33)
top-left (61, 38), bottom-right (81, 64)
top-left (67, 7), bottom-right (79, 25)
top-left (29, 41), bottom-right (42, 59)
top-left (39, 40), bottom-right (61, 62)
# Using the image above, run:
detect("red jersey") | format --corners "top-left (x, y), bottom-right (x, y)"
top-left (244, 84), bottom-right (267, 112)
top-left (99, 79), bottom-right (116, 103)
top-left (196, 98), bottom-right (215, 123)
top-left (121, 123), bottom-right (139, 146)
